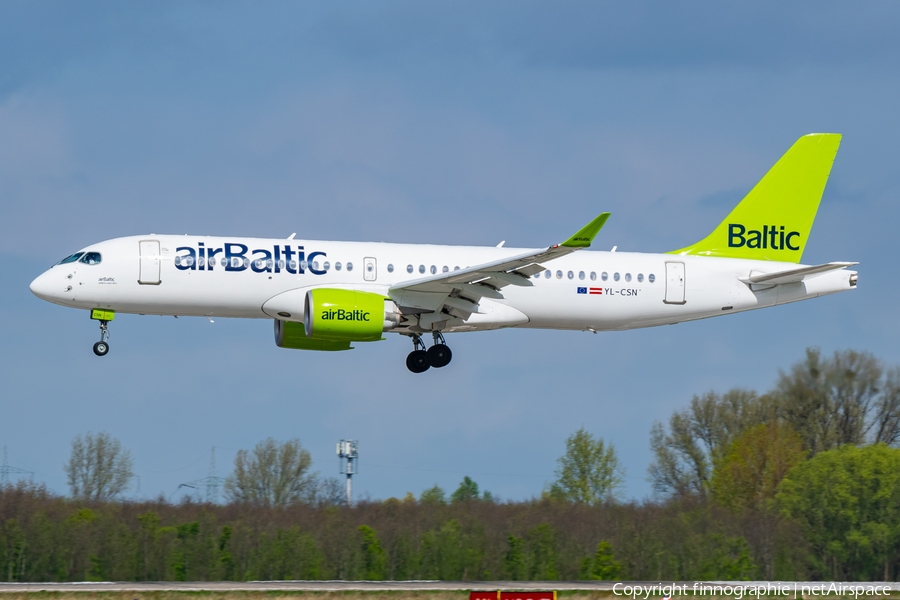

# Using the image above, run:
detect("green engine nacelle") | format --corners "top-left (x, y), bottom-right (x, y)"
top-left (274, 319), bottom-right (354, 351)
top-left (304, 288), bottom-right (398, 342)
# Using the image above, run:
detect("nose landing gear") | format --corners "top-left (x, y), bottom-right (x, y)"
top-left (90, 309), bottom-right (114, 357)
top-left (405, 331), bottom-right (453, 373)
top-left (93, 321), bottom-right (110, 356)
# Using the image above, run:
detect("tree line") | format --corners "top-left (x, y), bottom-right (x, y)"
top-left (2, 347), bottom-right (900, 582)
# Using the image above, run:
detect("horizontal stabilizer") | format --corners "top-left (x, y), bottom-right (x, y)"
top-left (739, 262), bottom-right (858, 286)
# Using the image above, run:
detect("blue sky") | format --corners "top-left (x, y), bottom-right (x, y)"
top-left (1, 2), bottom-right (899, 502)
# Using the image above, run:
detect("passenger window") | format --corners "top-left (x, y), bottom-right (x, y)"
top-left (419, 265), bottom-right (425, 274)
top-left (454, 266), bottom-right (460, 271)
top-left (590, 272), bottom-right (597, 281)
top-left (567, 271), bottom-right (574, 279)
top-left (601, 272), bottom-right (608, 281)
top-left (336, 262), bottom-right (342, 271)
top-left (442, 266), bottom-right (449, 273)
top-left (556, 270), bottom-right (563, 279)
top-left (387, 264), bottom-right (394, 273)
top-left (614, 272), bottom-right (620, 281)
top-left (625, 273), bottom-right (631, 282)
top-left (637, 273), bottom-right (643, 282)
top-left (407, 264), bottom-right (413, 273)
top-left (221, 258), bottom-right (228, 267)
top-left (313, 261), bottom-right (320, 270)
top-left (288, 260), bottom-right (296, 270)
top-left (544, 270), bottom-right (551, 279)
top-left (649, 273), bottom-right (656, 283)
top-left (79, 252), bottom-right (102, 265)
top-left (578, 271), bottom-right (585, 280)
top-left (430, 265), bottom-right (437, 274)
top-left (346, 262), bottom-right (353, 271)
top-left (277, 260), bottom-right (285, 269)
top-left (323, 261), bottom-right (330, 271)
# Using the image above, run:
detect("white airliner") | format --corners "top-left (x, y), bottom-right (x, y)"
top-left (31, 134), bottom-right (857, 372)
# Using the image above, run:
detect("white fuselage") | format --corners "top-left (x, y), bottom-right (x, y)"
top-left (30, 234), bottom-right (857, 334)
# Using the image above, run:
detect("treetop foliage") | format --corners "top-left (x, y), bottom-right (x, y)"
top-left (549, 427), bottom-right (623, 504)
top-left (63, 431), bottom-right (133, 502)
top-left (649, 348), bottom-right (900, 499)
top-left (224, 437), bottom-right (316, 507)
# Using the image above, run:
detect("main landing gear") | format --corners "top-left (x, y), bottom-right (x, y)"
top-left (406, 332), bottom-right (453, 373)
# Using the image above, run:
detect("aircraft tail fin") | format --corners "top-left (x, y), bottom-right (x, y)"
top-left (668, 133), bottom-right (842, 263)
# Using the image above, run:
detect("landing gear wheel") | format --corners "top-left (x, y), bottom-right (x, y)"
top-left (406, 350), bottom-right (430, 373)
top-left (427, 344), bottom-right (452, 368)
top-left (93, 341), bottom-right (109, 356)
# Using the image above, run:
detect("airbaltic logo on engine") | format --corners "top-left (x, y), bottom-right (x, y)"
top-left (173, 243), bottom-right (327, 275)
top-left (321, 309), bottom-right (370, 322)
top-left (728, 224), bottom-right (801, 251)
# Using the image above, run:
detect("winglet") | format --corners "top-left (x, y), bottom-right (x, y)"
top-left (561, 213), bottom-right (610, 248)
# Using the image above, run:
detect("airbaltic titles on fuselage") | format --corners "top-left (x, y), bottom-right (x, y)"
top-left (174, 243), bottom-right (328, 275)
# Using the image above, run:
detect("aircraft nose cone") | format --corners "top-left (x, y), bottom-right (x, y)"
top-left (30, 270), bottom-right (57, 300)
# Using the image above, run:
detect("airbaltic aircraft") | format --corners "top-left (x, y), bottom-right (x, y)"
top-left (31, 133), bottom-right (857, 372)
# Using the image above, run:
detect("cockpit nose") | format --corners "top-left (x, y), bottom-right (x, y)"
top-left (30, 270), bottom-right (58, 301)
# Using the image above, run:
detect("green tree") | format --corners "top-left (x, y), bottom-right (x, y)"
top-left (648, 389), bottom-right (775, 498)
top-left (778, 443), bottom-right (900, 580)
top-left (504, 535), bottom-right (525, 580)
top-left (585, 541), bottom-right (621, 580)
top-left (526, 523), bottom-right (558, 580)
top-left (712, 422), bottom-right (806, 512)
top-left (451, 476), bottom-right (480, 502)
top-left (552, 427), bottom-right (623, 503)
top-left (224, 437), bottom-right (315, 506)
top-left (776, 348), bottom-right (899, 456)
top-left (64, 431), bottom-right (134, 502)
top-left (698, 534), bottom-right (756, 580)
top-left (420, 484), bottom-right (446, 504)
top-left (358, 525), bottom-right (386, 580)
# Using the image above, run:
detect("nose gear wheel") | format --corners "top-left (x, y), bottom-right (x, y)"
top-left (93, 319), bottom-right (111, 356)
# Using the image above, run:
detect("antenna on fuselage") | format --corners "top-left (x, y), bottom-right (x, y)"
top-left (287, 233), bottom-right (296, 240)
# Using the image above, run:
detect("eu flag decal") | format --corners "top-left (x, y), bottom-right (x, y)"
top-left (577, 287), bottom-right (587, 294)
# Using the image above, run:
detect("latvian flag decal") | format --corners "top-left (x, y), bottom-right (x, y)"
top-left (590, 287), bottom-right (603, 295)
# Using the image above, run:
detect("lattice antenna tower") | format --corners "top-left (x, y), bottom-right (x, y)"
top-left (0, 446), bottom-right (34, 486)
top-left (337, 440), bottom-right (359, 505)
top-left (177, 447), bottom-right (226, 503)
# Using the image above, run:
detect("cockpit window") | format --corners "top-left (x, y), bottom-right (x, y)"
top-left (58, 252), bottom-right (84, 265)
top-left (80, 252), bottom-right (102, 265)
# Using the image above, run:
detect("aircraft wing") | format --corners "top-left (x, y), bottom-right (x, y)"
top-left (389, 213), bottom-right (610, 318)
top-left (739, 261), bottom-right (858, 286)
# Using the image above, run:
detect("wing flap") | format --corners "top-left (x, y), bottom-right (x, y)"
top-left (388, 212), bottom-right (610, 326)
